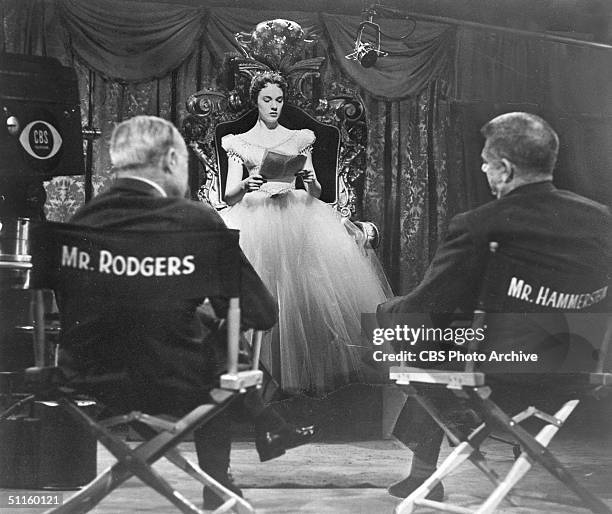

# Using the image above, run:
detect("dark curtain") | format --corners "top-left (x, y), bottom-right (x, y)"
top-left (454, 28), bottom-right (612, 209)
top-left (56, 0), bottom-right (206, 82)
top-left (320, 14), bottom-right (457, 293)
top-left (362, 82), bottom-right (463, 294)
top-left (455, 28), bottom-right (612, 115)
top-left (452, 102), bottom-right (612, 210)
top-left (321, 13), bottom-right (454, 101)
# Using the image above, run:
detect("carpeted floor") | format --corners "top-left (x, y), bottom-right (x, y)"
top-left (2, 432), bottom-right (611, 513)
top-left (2, 383), bottom-right (611, 513)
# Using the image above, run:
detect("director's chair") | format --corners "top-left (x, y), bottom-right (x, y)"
top-left (389, 242), bottom-right (612, 514)
top-left (24, 221), bottom-right (263, 514)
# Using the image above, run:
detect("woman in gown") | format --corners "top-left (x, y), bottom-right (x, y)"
top-left (220, 71), bottom-right (392, 396)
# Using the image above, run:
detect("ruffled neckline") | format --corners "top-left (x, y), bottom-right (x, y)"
top-left (230, 131), bottom-right (300, 151)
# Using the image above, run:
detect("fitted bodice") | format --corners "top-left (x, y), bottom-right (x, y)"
top-left (222, 129), bottom-right (315, 195)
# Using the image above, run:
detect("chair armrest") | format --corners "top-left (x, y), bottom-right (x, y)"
top-left (353, 220), bottom-right (380, 249)
top-left (590, 372), bottom-right (612, 386)
top-left (24, 366), bottom-right (67, 386)
top-left (220, 369), bottom-right (263, 391)
top-left (389, 366), bottom-right (486, 388)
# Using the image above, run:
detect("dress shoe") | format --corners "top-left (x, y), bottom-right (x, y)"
top-left (256, 424), bottom-right (317, 462)
top-left (388, 475), bottom-right (444, 502)
top-left (203, 477), bottom-right (243, 511)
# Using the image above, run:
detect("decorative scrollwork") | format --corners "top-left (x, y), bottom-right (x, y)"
top-left (235, 19), bottom-right (318, 74)
top-left (182, 19), bottom-right (369, 220)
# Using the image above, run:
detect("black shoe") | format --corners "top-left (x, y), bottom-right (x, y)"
top-left (388, 476), bottom-right (444, 501)
top-left (202, 478), bottom-right (243, 511)
top-left (256, 424), bottom-right (317, 462)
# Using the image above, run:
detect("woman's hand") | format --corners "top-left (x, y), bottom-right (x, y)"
top-left (297, 169), bottom-right (321, 198)
top-left (299, 169), bottom-right (317, 184)
top-left (242, 174), bottom-right (266, 192)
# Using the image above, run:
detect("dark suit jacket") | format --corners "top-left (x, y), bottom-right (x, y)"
top-left (378, 181), bottom-right (612, 369)
top-left (60, 178), bottom-right (277, 413)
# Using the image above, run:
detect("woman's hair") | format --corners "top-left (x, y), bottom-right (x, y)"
top-left (249, 71), bottom-right (288, 104)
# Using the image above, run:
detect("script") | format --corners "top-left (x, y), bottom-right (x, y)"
top-left (259, 151), bottom-right (307, 180)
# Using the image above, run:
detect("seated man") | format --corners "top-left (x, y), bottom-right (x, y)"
top-left (377, 112), bottom-right (612, 500)
top-left (59, 115), bottom-right (314, 509)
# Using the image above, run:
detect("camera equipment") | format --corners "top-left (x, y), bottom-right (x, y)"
top-left (0, 53), bottom-right (83, 180)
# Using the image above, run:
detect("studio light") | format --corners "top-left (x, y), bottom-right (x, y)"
top-left (345, 13), bottom-right (388, 68)
top-left (353, 41), bottom-right (381, 68)
top-left (345, 4), bottom-right (417, 68)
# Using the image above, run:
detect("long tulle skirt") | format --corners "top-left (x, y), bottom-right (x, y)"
top-left (221, 189), bottom-right (392, 396)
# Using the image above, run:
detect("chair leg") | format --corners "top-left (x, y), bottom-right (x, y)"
top-left (164, 448), bottom-right (254, 514)
top-left (395, 441), bottom-right (477, 514)
top-left (413, 390), bottom-right (501, 487)
top-left (45, 467), bottom-right (122, 514)
top-left (46, 437), bottom-right (205, 514)
top-left (49, 391), bottom-right (239, 513)
top-left (393, 390), bottom-right (490, 513)
top-left (130, 423), bottom-right (254, 514)
top-left (120, 454), bottom-right (205, 514)
top-left (474, 400), bottom-right (576, 514)
top-left (45, 400), bottom-right (145, 513)
top-left (473, 395), bottom-right (612, 514)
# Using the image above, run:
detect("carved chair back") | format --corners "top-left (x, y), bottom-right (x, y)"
top-left (182, 18), bottom-right (369, 221)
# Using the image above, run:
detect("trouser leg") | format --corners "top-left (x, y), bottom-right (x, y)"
top-left (193, 390), bottom-right (286, 478)
top-left (394, 398), bottom-right (444, 477)
top-left (194, 409), bottom-right (232, 484)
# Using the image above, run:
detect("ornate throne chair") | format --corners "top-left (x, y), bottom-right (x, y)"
top-left (183, 18), bottom-right (379, 246)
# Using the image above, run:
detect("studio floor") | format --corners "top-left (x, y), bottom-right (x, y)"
top-left (2, 428), bottom-right (611, 514)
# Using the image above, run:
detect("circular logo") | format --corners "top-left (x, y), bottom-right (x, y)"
top-left (19, 120), bottom-right (63, 160)
top-left (28, 122), bottom-right (54, 157)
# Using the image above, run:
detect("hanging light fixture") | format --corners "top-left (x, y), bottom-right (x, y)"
top-left (345, 9), bottom-right (388, 68)
top-left (345, 4), bottom-right (417, 68)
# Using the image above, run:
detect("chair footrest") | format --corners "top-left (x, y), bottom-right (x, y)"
top-left (390, 366), bottom-right (485, 388)
top-left (220, 370), bottom-right (263, 391)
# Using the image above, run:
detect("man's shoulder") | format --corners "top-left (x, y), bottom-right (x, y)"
top-left (554, 188), bottom-right (611, 216)
top-left (71, 190), bottom-right (226, 230)
top-left (461, 185), bottom-right (610, 223)
top-left (449, 200), bottom-right (497, 230)
top-left (456, 185), bottom-right (612, 256)
top-left (160, 196), bottom-right (227, 228)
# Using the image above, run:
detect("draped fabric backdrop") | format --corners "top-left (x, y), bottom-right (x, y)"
top-left (2, 0), bottom-right (612, 293)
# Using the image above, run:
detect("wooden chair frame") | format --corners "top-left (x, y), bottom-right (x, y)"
top-left (24, 223), bottom-right (264, 514)
top-left (389, 242), bottom-right (612, 514)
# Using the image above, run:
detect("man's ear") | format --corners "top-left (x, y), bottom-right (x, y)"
top-left (162, 147), bottom-right (177, 174)
top-left (500, 158), bottom-right (514, 183)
